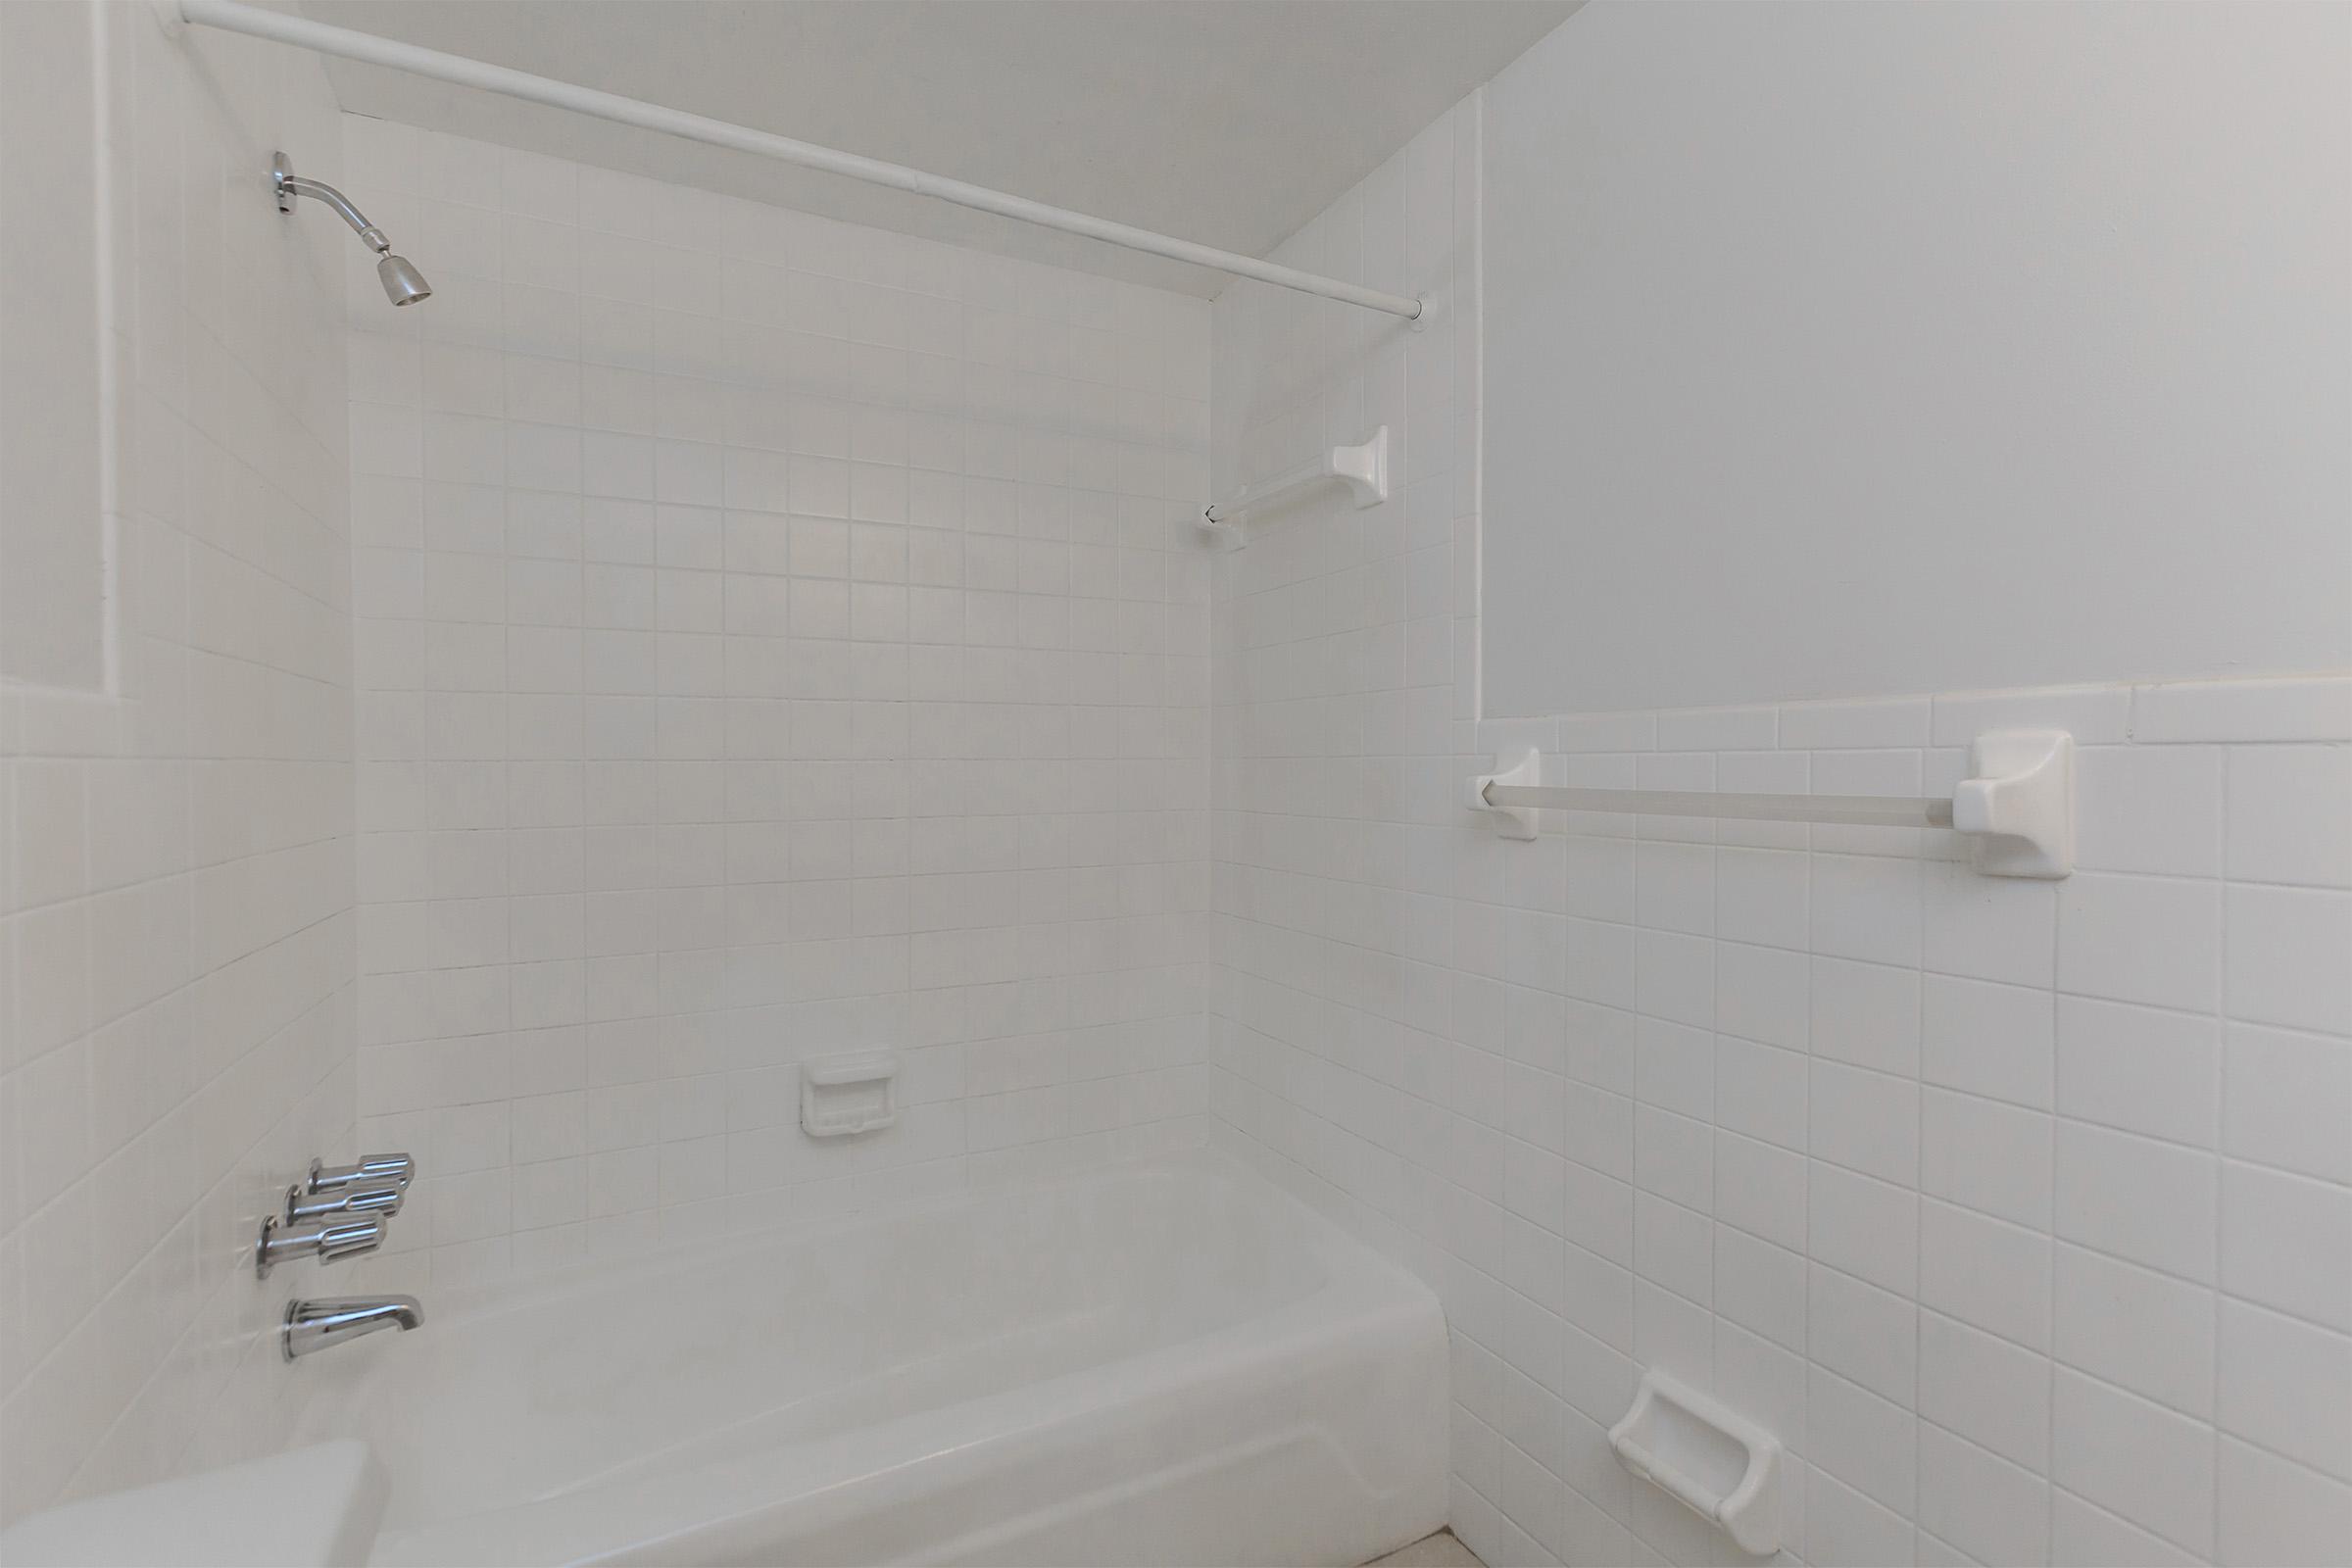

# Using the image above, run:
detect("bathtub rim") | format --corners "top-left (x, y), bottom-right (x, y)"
top-left (348, 1143), bottom-right (1447, 1565)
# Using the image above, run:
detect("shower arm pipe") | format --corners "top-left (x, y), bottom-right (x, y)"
top-left (277, 166), bottom-right (388, 251)
top-left (172, 0), bottom-right (1427, 321)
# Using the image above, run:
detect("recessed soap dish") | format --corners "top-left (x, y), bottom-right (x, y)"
top-left (800, 1051), bottom-right (899, 1138)
top-left (1607, 1369), bottom-right (1783, 1556)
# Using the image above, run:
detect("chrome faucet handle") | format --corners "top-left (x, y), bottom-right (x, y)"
top-left (309, 1152), bottom-right (414, 1194)
top-left (284, 1181), bottom-right (404, 1223)
top-left (256, 1212), bottom-right (385, 1278)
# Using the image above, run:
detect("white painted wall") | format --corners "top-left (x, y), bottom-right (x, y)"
top-left (1483, 1), bottom-right (2352, 717)
top-left (313, 0), bottom-right (1576, 299)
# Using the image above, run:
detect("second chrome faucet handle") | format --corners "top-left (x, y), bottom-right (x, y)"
top-left (309, 1152), bottom-right (414, 1194)
top-left (285, 1181), bottom-right (404, 1222)
top-left (256, 1212), bottom-right (385, 1278)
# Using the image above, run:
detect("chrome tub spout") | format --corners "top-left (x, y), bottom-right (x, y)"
top-left (282, 1295), bottom-right (424, 1360)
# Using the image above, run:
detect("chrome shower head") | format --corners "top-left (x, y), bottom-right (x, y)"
top-left (271, 151), bottom-right (430, 309)
top-left (377, 254), bottom-right (432, 307)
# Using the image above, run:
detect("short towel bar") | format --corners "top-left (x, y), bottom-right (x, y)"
top-left (1477, 784), bottom-right (1953, 828)
top-left (1467, 729), bottom-right (2074, 878)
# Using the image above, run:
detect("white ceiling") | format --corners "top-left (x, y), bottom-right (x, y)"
top-left (303, 0), bottom-right (1579, 295)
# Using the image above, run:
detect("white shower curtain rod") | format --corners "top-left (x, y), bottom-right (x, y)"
top-left (173, 0), bottom-right (1427, 320)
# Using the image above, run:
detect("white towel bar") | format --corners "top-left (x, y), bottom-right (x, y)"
top-left (1200, 428), bottom-right (1388, 548)
top-left (1468, 729), bottom-right (2075, 877)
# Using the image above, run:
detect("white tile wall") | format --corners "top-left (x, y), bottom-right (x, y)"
top-left (1208, 91), bottom-right (2352, 1568)
top-left (0, 4), bottom-right (354, 1525)
top-left (333, 119), bottom-right (1214, 1283)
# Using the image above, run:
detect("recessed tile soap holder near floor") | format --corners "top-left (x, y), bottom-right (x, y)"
top-left (801, 1051), bottom-right (900, 1137)
top-left (1608, 1370), bottom-right (1783, 1556)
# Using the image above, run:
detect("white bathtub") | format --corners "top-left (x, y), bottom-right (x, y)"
top-left (292, 1149), bottom-right (1447, 1566)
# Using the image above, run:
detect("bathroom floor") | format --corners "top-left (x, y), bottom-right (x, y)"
top-left (1366, 1532), bottom-right (1486, 1567)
